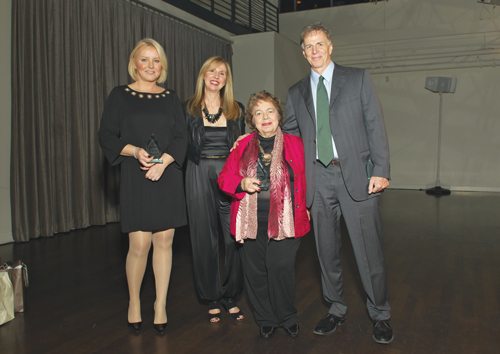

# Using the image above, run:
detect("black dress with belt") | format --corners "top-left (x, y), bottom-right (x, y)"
top-left (184, 103), bottom-right (245, 302)
top-left (99, 85), bottom-right (188, 233)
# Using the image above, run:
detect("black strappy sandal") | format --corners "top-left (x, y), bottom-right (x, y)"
top-left (208, 300), bottom-right (221, 323)
top-left (220, 298), bottom-right (244, 321)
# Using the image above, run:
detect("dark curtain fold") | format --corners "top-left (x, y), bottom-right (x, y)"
top-left (11, 0), bottom-right (233, 241)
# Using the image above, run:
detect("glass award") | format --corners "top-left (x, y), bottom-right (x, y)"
top-left (257, 160), bottom-right (270, 191)
top-left (146, 134), bottom-right (163, 163)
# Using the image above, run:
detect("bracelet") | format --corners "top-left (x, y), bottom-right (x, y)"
top-left (133, 147), bottom-right (139, 159)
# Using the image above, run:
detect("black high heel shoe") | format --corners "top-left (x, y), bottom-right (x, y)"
top-left (153, 322), bottom-right (168, 335)
top-left (220, 298), bottom-right (244, 321)
top-left (208, 300), bottom-right (222, 323)
top-left (127, 321), bottom-right (142, 333)
top-left (153, 308), bottom-right (168, 335)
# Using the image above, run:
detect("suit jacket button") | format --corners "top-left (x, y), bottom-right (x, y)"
top-left (296, 189), bottom-right (299, 193)
top-left (289, 159), bottom-right (292, 163)
top-left (296, 205), bottom-right (299, 208)
top-left (313, 160), bottom-right (316, 165)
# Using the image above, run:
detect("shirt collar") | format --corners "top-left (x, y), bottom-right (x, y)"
top-left (310, 61), bottom-right (335, 86)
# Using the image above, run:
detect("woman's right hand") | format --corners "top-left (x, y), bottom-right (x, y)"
top-left (241, 177), bottom-right (261, 194)
top-left (135, 148), bottom-right (155, 168)
top-left (230, 133), bottom-right (250, 151)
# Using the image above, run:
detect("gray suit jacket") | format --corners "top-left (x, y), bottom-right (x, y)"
top-left (283, 64), bottom-right (390, 206)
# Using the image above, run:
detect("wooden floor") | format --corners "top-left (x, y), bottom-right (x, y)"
top-left (0, 190), bottom-right (499, 354)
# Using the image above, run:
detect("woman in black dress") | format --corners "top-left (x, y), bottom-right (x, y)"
top-left (184, 57), bottom-right (245, 323)
top-left (99, 38), bottom-right (187, 334)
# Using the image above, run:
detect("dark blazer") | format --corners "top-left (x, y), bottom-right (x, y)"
top-left (183, 101), bottom-right (245, 165)
top-left (283, 64), bottom-right (390, 205)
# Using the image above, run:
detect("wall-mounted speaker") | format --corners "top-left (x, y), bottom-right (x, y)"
top-left (425, 77), bottom-right (457, 93)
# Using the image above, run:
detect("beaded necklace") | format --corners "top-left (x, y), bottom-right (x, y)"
top-left (258, 141), bottom-right (273, 166)
top-left (202, 106), bottom-right (223, 124)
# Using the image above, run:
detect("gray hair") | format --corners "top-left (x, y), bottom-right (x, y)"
top-left (300, 22), bottom-right (333, 50)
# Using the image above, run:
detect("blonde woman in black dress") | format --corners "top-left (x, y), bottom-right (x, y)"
top-left (184, 57), bottom-right (245, 323)
top-left (99, 38), bottom-right (187, 334)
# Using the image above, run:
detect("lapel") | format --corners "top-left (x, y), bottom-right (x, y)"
top-left (298, 76), bottom-right (316, 127)
top-left (192, 114), bottom-right (204, 129)
top-left (329, 63), bottom-right (347, 109)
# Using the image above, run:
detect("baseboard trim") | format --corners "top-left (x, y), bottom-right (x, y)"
top-left (0, 230), bottom-right (14, 245)
top-left (387, 185), bottom-right (500, 193)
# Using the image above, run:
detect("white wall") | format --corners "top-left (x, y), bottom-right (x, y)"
top-left (273, 32), bottom-right (311, 107)
top-left (374, 68), bottom-right (500, 191)
top-left (232, 32), bottom-right (309, 121)
top-left (280, 0), bottom-right (500, 191)
top-left (233, 32), bottom-right (276, 106)
top-left (280, 0), bottom-right (500, 46)
top-left (0, 0), bottom-right (13, 244)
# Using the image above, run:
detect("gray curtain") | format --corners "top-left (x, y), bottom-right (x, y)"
top-left (11, 0), bottom-right (233, 241)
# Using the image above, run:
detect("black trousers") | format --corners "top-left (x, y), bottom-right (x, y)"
top-left (186, 159), bottom-right (243, 302)
top-left (240, 222), bottom-right (301, 328)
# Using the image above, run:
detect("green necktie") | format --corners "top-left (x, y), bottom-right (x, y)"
top-left (317, 76), bottom-right (334, 166)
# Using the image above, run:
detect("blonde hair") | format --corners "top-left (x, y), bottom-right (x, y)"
top-left (128, 38), bottom-right (168, 84)
top-left (186, 56), bottom-right (240, 121)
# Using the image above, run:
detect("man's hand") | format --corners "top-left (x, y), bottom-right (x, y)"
top-left (368, 176), bottom-right (389, 194)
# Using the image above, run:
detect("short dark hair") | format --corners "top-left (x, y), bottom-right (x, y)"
top-left (245, 91), bottom-right (284, 132)
top-left (300, 22), bottom-right (333, 50)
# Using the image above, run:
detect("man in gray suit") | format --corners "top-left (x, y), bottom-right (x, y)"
top-left (283, 22), bottom-right (393, 344)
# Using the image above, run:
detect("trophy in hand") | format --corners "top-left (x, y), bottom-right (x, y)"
top-left (146, 134), bottom-right (163, 163)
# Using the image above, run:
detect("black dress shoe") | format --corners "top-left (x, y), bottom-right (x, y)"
top-left (373, 320), bottom-right (393, 344)
top-left (127, 321), bottom-right (142, 333)
top-left (283, 322), bottom-right (300, 338)
top-left (260, 326), bottom-right (277, 339)
top-left (313, 313), bottom-right (346, 335)
top-left (153, 322), bottom-right (168, 335)
top-left (373, 320), bottom-right (394, 344)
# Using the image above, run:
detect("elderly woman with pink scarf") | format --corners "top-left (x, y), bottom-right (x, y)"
top-left (218, 91), bottom-right (310, 339)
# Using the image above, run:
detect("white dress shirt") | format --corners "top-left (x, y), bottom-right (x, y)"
top-left (310, 61), bottom-right (338, 159)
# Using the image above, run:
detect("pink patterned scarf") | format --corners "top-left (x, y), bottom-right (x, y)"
top-left (235, 127), bottom-right (295, 243)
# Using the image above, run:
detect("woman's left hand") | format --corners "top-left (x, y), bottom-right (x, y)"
top-left (141, 153), bottom-right (174, 181)
top-left (142, 162), bottom-right (167, 182)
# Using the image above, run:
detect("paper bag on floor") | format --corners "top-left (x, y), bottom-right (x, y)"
top-left (0, 272), bottom-right (15, 325)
